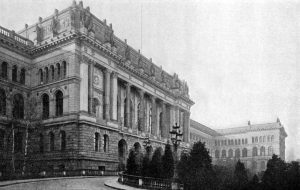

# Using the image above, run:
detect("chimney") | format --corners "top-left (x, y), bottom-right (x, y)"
top-left (109, 23), bottom-right (112, 29)
top-left (103, 19), bottom-right (107, 25)
top-left (138, 49), bottom-right (140, 54)
top-left (54, 9), bottom-right (59, 16)
top-left (150, 58), bottom-right (152, 62)
top-left (248, 121), bottom-right (251, 126)
top-left (39, 17), bottom-right (43, 23)
top-left (124, 39), bottom-right (127, 44)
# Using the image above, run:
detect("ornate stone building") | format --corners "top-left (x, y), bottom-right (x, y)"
top-left (0, 1), bottom-right (193, 174)
top-left (190, 119), bottom-right (287, 173)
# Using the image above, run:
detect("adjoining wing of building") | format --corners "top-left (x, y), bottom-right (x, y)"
top-left (0, 1), bottom-right (194, 173)
top-left (190, 119), bottom-right (287, 173)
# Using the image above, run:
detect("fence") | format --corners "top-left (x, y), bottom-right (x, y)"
top-left (118, 173), bottom-right (183, 190)
top-left (0, 169), bottom-right (118, 181)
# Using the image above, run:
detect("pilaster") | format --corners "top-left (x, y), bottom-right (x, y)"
top-left (104, 69), bottom-right (111, 121)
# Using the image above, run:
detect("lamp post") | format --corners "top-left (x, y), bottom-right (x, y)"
top-left (170, 123), bottom-right (183, 190)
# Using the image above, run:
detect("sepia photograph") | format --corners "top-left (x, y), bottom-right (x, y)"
top-left (0, 0), bottom-right (299, 189)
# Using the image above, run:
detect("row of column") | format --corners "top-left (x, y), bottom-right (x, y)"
top-left (87, 63), bottom-right (190, 142)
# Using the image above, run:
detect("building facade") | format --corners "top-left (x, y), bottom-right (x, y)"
top-left (0, 1), bottom-right (194, 174)
top-left (190, 119), bottom-right (287, 174)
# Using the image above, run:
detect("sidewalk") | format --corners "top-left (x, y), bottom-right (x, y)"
top-left (105, 178), bottom-right (145, 190)
top-left (0, 176), bottom-right (101, 187)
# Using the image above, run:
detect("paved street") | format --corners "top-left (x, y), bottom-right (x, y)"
top-left (0, 176), bottom-right (116, 190)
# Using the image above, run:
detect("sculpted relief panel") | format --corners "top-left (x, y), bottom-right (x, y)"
top-left (93, 67), bottom-right (104, 90)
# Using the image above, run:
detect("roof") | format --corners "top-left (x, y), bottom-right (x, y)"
top-left (190, 119), bottom-right (219, 136)
top-left (215, 122), bottom-right (287, 136)
top-left (190, 119), bottom-right (288, 137)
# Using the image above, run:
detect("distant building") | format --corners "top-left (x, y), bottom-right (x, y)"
top-left (190, 119), bottom-right (287, 173)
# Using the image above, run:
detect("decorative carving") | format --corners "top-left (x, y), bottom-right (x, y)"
top-left (70, 10), bottom-right (76, 27)
top-left (104, 28), bottom-right (115, 47)
top-left (51, 9), bottom-right (60, 36)
top-left (51, 16), bottom-right (59, 36)
top-left (181, 80), bottom-right (189, 97)
top-left (80, 7), bottom-right (94, 32)
top-left (150, 65), bottom-right (155, 77)
top-left (35, 24), bottom-right (42, 43)
top-left (124, 45), bottom-right (131, 61)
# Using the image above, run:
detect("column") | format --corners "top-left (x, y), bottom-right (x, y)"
top-left (170, 105), bottom-right (175, 132)
top-left (161, 102), bottom-right (167, 138)
top-left (138, 90), bottom-right (145, 132)
top-left (125, 83), bottom-right (131, 128)
top-left (104, 69), bottom-right (111, 120)
top-left (175, 106), bottom-right (180, 125)
top-left (110, 72), bottom-right (118, 121)
top-left (88, 62), bottom-right (94, 113)
top-left (183, 111), bottom-right (190, 143)
top-left (151, 96), bottom-right (157, 136)
top-left (117, 85), bottom-right (121, 124)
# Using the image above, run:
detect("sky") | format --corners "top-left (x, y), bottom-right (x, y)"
top-left (1, 0), bottom-right (299, 161)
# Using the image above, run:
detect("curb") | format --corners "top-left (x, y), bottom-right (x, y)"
top-left (104, 180), bottom-right (126, 190)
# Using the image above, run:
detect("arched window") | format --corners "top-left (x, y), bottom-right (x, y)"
top-left (253, 147), bottom-right (258, 156)
top-left (245, 138), bottom-right (248, 144)
top-left (267, 136), bottom-right (270, 142)
top-left (0, 88), bottom-right (6, 115)
top-left (56, 63), bottom-right (61, 80)
top-left (39, 134), bottom-right (44, 153)
top-left (49, 132), bottom-right (55, 151)
top-left (13, 94), bottom-right (24, 119)
top-left (260, 146), bottom-right (265, 156)
top-left (55, 90), bottom-right (63, 116)
top-left (39, 69), bottom-right (43, 84)
top-left (95, 132), bottom-right (100, 151)
top-left (14, 132), bottom-right (23, 152)
top-left (42, 94), bottom-right (49, 119)
top-left (271, 135), bottom-right (274, 142)
top-left (20, 68), bottom-right (25, 84)
top-left (12, 65), bottom-right (17, 82)
top-left (255, 137), bottom-right (258, 143)
top-left (235, 149), bottom-right (241, 158)
top-left (268, 146), bottom-right (273, 155)
top-left (259, 136), bottom-right (262, 142)
top-left (215, 150), bottom-right (220, 158)
top-left (1, 62), bottom-right (8, 79)
top-left (215, 140), bottom-right (217, 146)
top-left (0, 129), bottom-right (5, 150)
top-left (45, 67), bottom-right (49, 83)
top-left (238, 139), bottom-right (241, 145)
top-left (235, 139), bottom-right (237, 145)
top-left (63, 61), bottom-right (67, 78)
top-left (221, 149), bottom-right (226, 158)
top-left (242, 139), bottom-right (244, 144)
top-left (60, 131), bottom-right (66, 151)
top-left (252, 137), bottom-right (254, 143)
top-left (228, 149), bottom-right (233, 158)
top-left (231, 139), bottom-right (234, 145)
top-left (263, 136), bottom-right (266, 142)
top-left (51, 65), bottom-right (55, 81)
top-left (104, 134), bottom-right (109, 152)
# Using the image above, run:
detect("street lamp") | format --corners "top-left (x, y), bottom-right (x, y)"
top-left (170, 123), bottom-right (183, 189)
top-left (143, 136), bottom-right (151, 149)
